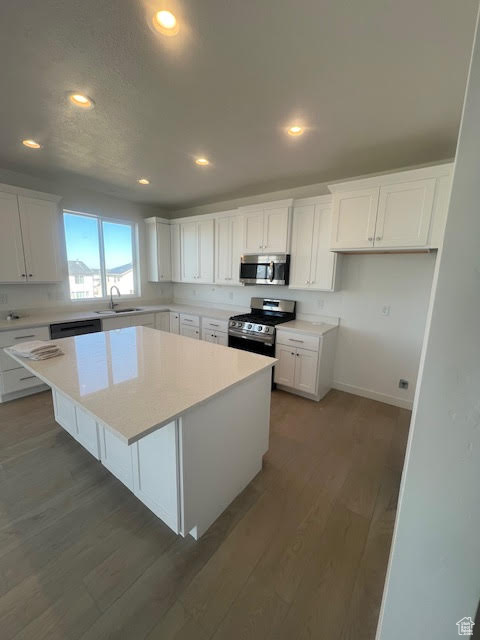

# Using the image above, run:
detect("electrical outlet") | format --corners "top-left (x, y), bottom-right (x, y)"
top-left (399, 379), bottom-right (409, 389)
top-left (0, 293), bottom-right (8, 305)
top-left (382, 305), bottom-right (391, 316)
top-left (317, 298), bottom-right (325, 310)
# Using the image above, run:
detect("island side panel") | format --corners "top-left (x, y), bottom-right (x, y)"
top-left (179, 368), bottom-right (271, 539)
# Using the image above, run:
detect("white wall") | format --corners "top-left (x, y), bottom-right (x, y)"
top-left (377, 7), bottom-right (480, 639)
top-left (0, 167), bottom-right (171, 313)
top-left (174, 252), bottom-right (436, 408)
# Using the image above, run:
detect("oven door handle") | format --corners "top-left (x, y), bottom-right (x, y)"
top-left (228, 330), bottom-right (274, 345)
top-left (267, 261), bottom-right (274, 282)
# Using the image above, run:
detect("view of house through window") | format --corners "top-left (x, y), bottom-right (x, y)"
top-left (63, 211), bottom-right (137, 300)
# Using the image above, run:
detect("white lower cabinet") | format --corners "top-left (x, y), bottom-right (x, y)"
top-left (100, 426), bottom-right (134, 490)
top-left (52, 388), bottom-right (180, 534)
top-left (202, 330), bottom-right (228, 345)
top-left (170, 312), bottom-right (180, 334)
top-left (155, 311), bottom-right (170, 331)
top-left (275, 328), bottom-right (337, 401)
top-left (180, 314), bottom-right (200, 339)
top-left (0, 325), bottom-right (49, 402)
top-left (131, 422), bottom-right (179, 532)
top-left (102, 313), bottom-right (155, 331)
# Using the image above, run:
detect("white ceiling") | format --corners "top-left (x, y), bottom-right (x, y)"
top-left (0, 0), bottom-right (477, 209)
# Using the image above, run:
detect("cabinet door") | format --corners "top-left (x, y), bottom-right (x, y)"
top-left (75, 406), bottom-right (100, 459)
top-left (289, 205), bottom-right (315, 289)
top-left (180, 324), bottom-right (200, 340)
top-left (294, 347), bottom-right (318, 395)
top-left (203, 331), bottom-right (217, 344)
top-left (155, 311), bottom-right (170, 331)
top-left (230, 215), bottom-right (244, 284)
top-left (374, 179), bottom-right (435, 248)
top-left (0, 192), bottom-right (27, 283)
top-left (181, 221), bottom-right (198, 282)
top-left (102, 316), bottom-right (132, 330)
top-left (274, 344), bottom-right (296, 387)
top-left (157, 222), bottom-right (172, 281)
top-left (215, 332), bottom-right (228, 346)
top-left (170, 224), bottom-right (181, 282)
top-left (310, 204), bottom-right (338, 291)
top-left (169, 312), bottom-right (180, 334)
top-left (101, 426), bottom-right (134, 490)
top-left (244, 211), bottom-right (264, 252)
top-left (132, 421), bottom-right (179, 533)
top-left (18, 196), bottom-right (62, 282)
top-left (263, 207), bottom-right (290, 253)
top-left (330, 188), bottom-right (379, 249)
top-left (197, 219), bottom-right (214, 283)
top-left (146, 220), bottom-right (159, 281)
top-left (215, 217), bottom-right (232, 285)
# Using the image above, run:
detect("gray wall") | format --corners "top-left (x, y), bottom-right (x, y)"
top-left (377, 7), bottom-right (480, 638)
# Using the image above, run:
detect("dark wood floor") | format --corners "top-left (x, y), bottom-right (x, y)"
top-left (0, 388), bottom-right (410, 640)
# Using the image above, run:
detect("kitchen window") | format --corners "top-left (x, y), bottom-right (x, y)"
top-left (63, 210), bottom-right (139, 301)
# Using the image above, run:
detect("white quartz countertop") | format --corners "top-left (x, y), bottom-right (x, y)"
top-left (5, 326), bottom-right (275, 444)
top-left (0, 302), bottom-right (247, 331)
top-left (277, 319), bottom-right (338, 337)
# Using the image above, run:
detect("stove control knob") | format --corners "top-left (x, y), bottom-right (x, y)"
top-left (247, 323), bottom-right (252, 330)
top-left (256, 325), bottom-right (263, 332)
top-left (264, 326), bottom-right (271, 333)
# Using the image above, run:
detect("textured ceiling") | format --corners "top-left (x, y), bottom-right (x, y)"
top-left (0, 0), bottom-right (477, 209)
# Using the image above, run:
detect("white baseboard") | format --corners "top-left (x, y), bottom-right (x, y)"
top-left (332, 381), bottom-right (413, 410)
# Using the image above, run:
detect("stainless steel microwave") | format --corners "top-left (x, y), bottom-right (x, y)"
top-left (239, 254), bottom-right (290, 285)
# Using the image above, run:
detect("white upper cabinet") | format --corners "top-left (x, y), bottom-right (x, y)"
top-left (239, 200), bottom-right (292, 254)
top-left (215, 213), bottom-right (244, 285)
top-left (18, 196), bottom-right (63, 282)
top-left (145, 218), bottom-right (172, 282)
top-left (0, 191), bottom-right (27, 283)
top-left (374, 179), bottom-right (435, 248)
top-left (170, 223), bottom-right (181, 282)
top-left (0, 188), bottom-right (62, 284)
top-left (330, 188), bottom-right (379, 249)
top-left (329, 164), bottom-right (453, 251)
top-left (289, 197), bottom-right (339, 291)
top-left (180, 218), bottom-right (214, 283)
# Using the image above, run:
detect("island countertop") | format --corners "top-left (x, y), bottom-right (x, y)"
top-left (5, 327), bottom-right (276, 444)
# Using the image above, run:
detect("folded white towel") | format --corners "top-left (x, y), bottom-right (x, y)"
top-left (9, 340), bottom-right (63, 360)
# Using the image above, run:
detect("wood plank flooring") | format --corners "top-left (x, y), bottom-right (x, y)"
top-left (0, 388), bottom-right (410, 640)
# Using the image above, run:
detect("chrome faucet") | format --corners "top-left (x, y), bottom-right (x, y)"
top-left (109, 285), bottom-right (121, 310)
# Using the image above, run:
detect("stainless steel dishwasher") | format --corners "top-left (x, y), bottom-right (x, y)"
top-left (50, 318), bottom-right (102, 339)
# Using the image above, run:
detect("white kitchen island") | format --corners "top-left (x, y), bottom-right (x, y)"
top-left (5, 327), bottom-right (275, 539)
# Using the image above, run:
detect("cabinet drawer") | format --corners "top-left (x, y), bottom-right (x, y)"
top-left (276, 331), bottom-right (320, 352)
top-left (179, 313), bottom-right (200, 327)
top-left (202, 317), bottom-right (228, 333)
top-left (0, 325), bottom-right (50, 348)
top-left (0, 367), bottom-right (45, 395)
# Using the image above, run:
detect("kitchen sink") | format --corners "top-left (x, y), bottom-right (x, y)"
top-left (95, 307), bottom-right (142, 314)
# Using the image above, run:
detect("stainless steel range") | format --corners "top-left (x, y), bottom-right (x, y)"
top-left (228, 298), bottom-right (296, 360)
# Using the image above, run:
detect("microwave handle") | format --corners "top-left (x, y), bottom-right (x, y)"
top-left (267, 261), bottom-right (274, 282)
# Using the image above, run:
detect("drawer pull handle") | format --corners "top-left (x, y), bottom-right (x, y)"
top-left (14, 335), bottom-right (36, 340)
top-left (20, 375), bottom-right (36, 381)
top-left (183, 318), bottom-right (193, 323)
top-left (209, 323), bottom-right (220, 327)
top-left (289, 338), bottom-right (304, 343)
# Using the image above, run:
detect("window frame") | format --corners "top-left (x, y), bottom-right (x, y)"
top-left (63, 209), bottom-right (140, 302)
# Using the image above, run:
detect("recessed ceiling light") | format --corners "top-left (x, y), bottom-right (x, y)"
top-left (22, 139), bottom-right (42, 149)
top-left (287, 125), bottom-right (304, 136)
top-left (137, 178), bottom-right (150, 185)
top-left (195, 157), bottom-right (210, 166)
top-left (153, 10), bottom-right (178, 35)
top-left (69, 93), bottom-right (94, 109)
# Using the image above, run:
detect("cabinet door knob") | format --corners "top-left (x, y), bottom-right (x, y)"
top-left (291, 352), bottom-right (295, 356)
top-left (376, 236), bottom-right (382, 241)
top-left (296, 353), bottom-right (300, 356)
top-left (21, 274), bottom-right (26, 278)
top-left (29, 274), bottom-right (33, 277)
top-left (368, 237), bottom-right (373, 241)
